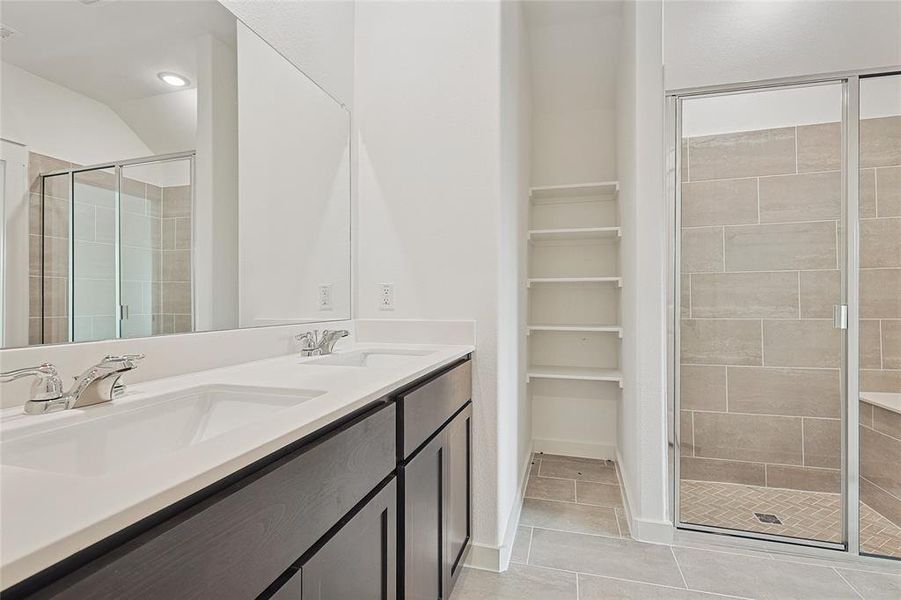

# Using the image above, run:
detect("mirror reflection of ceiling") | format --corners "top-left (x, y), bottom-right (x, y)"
top-left (0, 0), bottom-right (237, 155)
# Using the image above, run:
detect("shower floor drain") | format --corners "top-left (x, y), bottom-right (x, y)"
top-left (754, 512), bottom-right (783, 525)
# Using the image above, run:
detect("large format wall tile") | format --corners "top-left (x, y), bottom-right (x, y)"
top-left (682, 227), bottom-right (723, 273)
top-left (681, 178), bottom-right (758, 226)
top-left (689, 127), bottom-right (796, 180)
top-left (882, 320), bottom-right (901, 370)
top-left (860, 319), bottom-right (883, 369)
top-left (680, 365), bottom-right (727, 411)
top-left (681, 319), bottom-right (762, 366)
top-left (802, 417), bottom-right (841, 468)
top-left (680, 456), bottom-right (766, 486)
top-left (873, 404), bottom-right (901, 440)
top-left (861, 369), bottom-right (901, 393)
top-left (861, 168), bottom-right (877, 218)
top-left (796, 122), bottom-right (840, 173)
top-left (862, 217), bottom-right (901, 268)
top-left (861, 425), bottom-right (901, 498)
top-left (861, 115), bottom-right (901, 168)
top-left (724, 222), bottom-right (836, 271)
top-left (758, 171), bottom-right (841, 223)
top-left (693, 412), bottom-right (803, 465)
top-left (726, 366), bottom-right (840, 418)
top-left (799, 270), bottom-right (839, 318)
top-left (878, 166), bottom-right (901, 217)
top-left (690, 272), bottom-right (799, 318)
top-left (861, 268), bottom-right (901, 318)
top-left (762, 320), bottom-right (841, 368)
top-left (765, 465), bottom-right (840, 493)
top-left (860, 476), bottom-right (901, 528)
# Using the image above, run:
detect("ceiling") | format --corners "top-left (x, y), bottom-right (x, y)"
top-left (524, 0), bottom-right (622, 114)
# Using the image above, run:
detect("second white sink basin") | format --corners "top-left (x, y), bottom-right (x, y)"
top-left (306, 349), bottom-right (434, 368)
top-left (0, 384), bottom-right (324, 477)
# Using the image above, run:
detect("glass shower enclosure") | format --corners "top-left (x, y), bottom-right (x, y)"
top-left (669, 72), bottom-right (901, 560)
top-left (35, 152), bottom-right (194, 344)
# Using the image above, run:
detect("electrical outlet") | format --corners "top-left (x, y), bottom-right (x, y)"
top-left (379, 283), bottom-right (394, 310)
top-left (318, 284), bottom-right (333, 310)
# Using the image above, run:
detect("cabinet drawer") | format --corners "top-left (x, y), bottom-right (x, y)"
top-left (29, 402), bottom-right (396, 600)
top-left (398, 360), bottom-right (471, 459)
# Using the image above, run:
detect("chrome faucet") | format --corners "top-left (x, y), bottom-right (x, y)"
top-left (295, 329), bottom-right (349, 357)
top-left (0, 354), bottom-right (144, 415)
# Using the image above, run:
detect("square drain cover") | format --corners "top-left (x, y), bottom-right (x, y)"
top-left (754, 512), bottom-right (782, 525)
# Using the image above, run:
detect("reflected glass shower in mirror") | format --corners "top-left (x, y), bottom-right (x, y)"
top-left (0, 0), bottom-right (352, 349)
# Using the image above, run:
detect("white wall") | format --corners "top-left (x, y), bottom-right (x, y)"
top-left (237, 22), bottom-right (351, 326)
top-left (0, 62), bottom-right (152, 165)
top-left (664, 0), bottom-right (901, 91)
top-left (354, 0), bottom-right (506, 557)
top-left (222, 0), bottom-right (354, 107)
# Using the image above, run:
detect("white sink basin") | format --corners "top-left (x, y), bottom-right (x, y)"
top-left (0, 384), bottom-right (324, 477)
top-left (306, 349), bottom-right (434, 368)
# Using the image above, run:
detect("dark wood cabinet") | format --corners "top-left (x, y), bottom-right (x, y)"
top-left (444, 403), bottom-right (472, 592)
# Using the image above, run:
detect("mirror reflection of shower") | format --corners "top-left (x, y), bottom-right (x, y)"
top-left (34, 153), bottom-right (194, 345)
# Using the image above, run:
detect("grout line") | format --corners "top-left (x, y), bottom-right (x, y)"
top-left (527, 525), bottom-right (626, 542)
top-left (794, 126), bottom-right (799, 174)
top-left (526, 526), bottom-right (534, 565)
top-left (670, 546), bottom-right (689, 589)
top-left (575, 570), bottom-right (580, 600)
top-left (832, 567), bottom-right (866, 599)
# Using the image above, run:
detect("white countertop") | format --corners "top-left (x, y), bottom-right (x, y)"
top-left (0, 343), bottom-right (473, 589)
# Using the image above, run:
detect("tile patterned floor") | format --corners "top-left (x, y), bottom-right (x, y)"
top-left (450, 453), bottom-right (901, 600)
top-left (680, 480), bottom-right (901, 559)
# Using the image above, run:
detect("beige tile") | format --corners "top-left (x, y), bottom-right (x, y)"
top-left (42, 316), bottom-right (69, 344)
top-left (525, 475), bottom-right (575, 502)
top-left (724, 222), bottom-right (837, 272)
top-left (860, 477), bottom-right (901, 529)
top-left (802, 417), bottom-right (841, 468)
top-left (860, 168), bottom-right (877, 218)
top-left (860, 399), bottom-right (875, 428)
top-left (519, 499), bottom-right (620, 537)
top-left (861, 425), bottom-right (901, 498)
top-left (162, 218), bottom-right (176, 250)
top-left (690, 272), bottom-right (799, 318)
top-left (42, 235), bottom-right (69, 278)
top-left (579, 574), bottom-right (729, 600)
top-left (873, 404), bottom-right (901, 441)
top-left (799, 270), bottom-right (839, 318)
top-left (861, 369), bottom-right (901, 393)
top-left (689, 127), bottom-right (796, 180)
top-left (175, 217), bottom-right (192, 250)
top-left (877, 166), bottom-right (901, 217)
top-left (681, 178), bottom-right (758, 227)
top-left (37, 276), bottom-right (69, 319)
top-left (575, 482), bottom-right (623, 508)
top-left (681, 319), bottom-right (762, 366)
top-left (121, 177), bottom-right (146, 203)
top-left (172, 314), bottom-right (193, 333)
top-left (681, 227), bottom-right (723, 273)
top-left (758, 171), bottom-right (841, 223)
top-left (861, 115), bottom-right (901, 168)
top-left (765, 465), bottom-right (841, 493)
top-left (451, 563), bottom-right (576, 600)
top-left (681, 411), bottom-right (694, 456)
top-left (528, 528), bottom-right (686, 588)
top-left (162, 185), bottom-right (192, 218)
top-left (681, 138), bottom-right (689, 182)
top-left (762, 320), bottom-right (840, 368)
top-left (835, 568), bottom-right (901, 600)
top-left (537, 457), bottom-right (618, 484)
top-left (28, 317), bottom-right (41, 345)
top-left (28, 152), bottom-right (71, 194)
top-left (861, 218), bottom-right (901, 268)
top-left (42, 195), bottom-right (70, 238)
top-left (162, 250), bottom-right (191, 282)
top-left (861, 319), bottom-right (883, 369)
top-left (881, 320), bottom-right (901, 371)
top-left (681, 274), bottom-right (691, 318)
top-left (726, 366), bottom-right (840, 418)
top-left (680, 365), bottom-right (727, 411)
top-left (693, 411), bottom-right (802, 465)
top-left (861, 268), bottom-right (901, 318)
top-left (509, 526), bottom-right (531, 564)
top-left (146, 184), bottom-right (162, 214)
top-left (797, 122), bottom-right (840, 173)
top-left (671, 546), bottom-right (859, 599)
top-left (161, 281), bottom-right (192, 314)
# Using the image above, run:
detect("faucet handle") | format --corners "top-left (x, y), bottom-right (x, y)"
top-left (0, 363), bottom-right (64, 401)
top-left (100, 353), bottom-right (145, 368)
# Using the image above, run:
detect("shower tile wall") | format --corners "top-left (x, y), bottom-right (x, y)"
top-left (680, 116), bottom-right (901, 499)
top-left (158, 184), bottom-right (193, 335)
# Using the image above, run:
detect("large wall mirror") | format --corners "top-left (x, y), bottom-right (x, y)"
top-left (0, 0), bottom-right (351, 349)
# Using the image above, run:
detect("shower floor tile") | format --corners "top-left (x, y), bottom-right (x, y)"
top-left (680, 480), bottom-right (901, 559)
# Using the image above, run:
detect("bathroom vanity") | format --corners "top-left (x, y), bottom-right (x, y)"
top-left (0, 347), bottom-right (473, 600)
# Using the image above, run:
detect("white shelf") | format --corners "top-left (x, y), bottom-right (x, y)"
top-left (528, 227), bottom-right (621, 242)
top-left (528, 276), bottom-right (621, 287)
top-left (529, 181), bottom-right (619, 200)
top-left (527, 365), bottom-right (623, 387)
top-left (528, 324), bottom-right (623, 338)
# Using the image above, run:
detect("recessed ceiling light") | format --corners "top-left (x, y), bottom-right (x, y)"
top-left (157, 72), bottom-right (189, 88)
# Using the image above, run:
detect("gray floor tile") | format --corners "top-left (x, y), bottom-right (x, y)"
top-left (526, 475), bottom-right (576, 502)
top-left (509, 526), bottom-right (532, 564)
top-left (836, 567), bottom-right (901, 600)
top-left (672, 546), bottom-right (860, 599)
top-left (538, 457), bottom-right (619, 484)
top-left (615, 508), bottom-right (631, 538)
top-left (528, 528), bottom-right (686, 588)
top-left (520, 498), bottom-right (620, 537)
top-left (450, 563), bottom-right (576, 600)
top-left (579, 574), bottom-right (743, 599)
top-left (577, 481), bottom-right (624, 507)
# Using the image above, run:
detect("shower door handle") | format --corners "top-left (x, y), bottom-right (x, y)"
top-left (833, 304), bottom-right (848, 330)
top-left (119, 304), bottom-right (130, 320)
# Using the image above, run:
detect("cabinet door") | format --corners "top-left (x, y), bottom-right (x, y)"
top-left (402, 431), bottom-right (446, 600)
top-left (298, 478), bottom-right (397, 600)
top-left (444, 403), bottom-right (472, 593)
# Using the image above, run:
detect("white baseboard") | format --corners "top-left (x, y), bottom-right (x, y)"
top-left (464, 443), bottom-right (533, 572)
top-left (615, 450), bottom-right (674, 545)
top-left (533, 438), bottom-right (615, 460)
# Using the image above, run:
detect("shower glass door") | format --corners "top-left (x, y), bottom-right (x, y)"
top-left (675, 82), bottom-right (847, 546)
